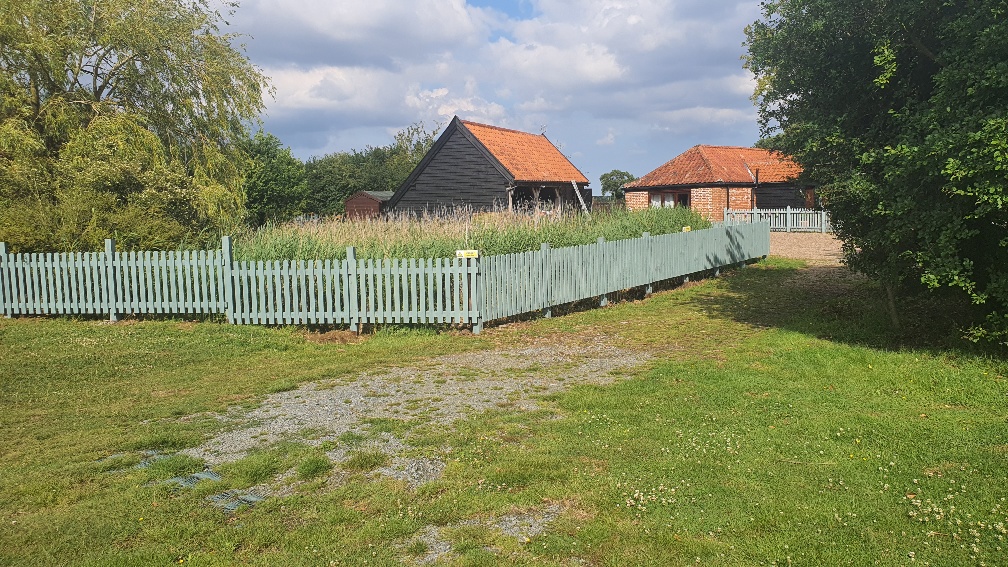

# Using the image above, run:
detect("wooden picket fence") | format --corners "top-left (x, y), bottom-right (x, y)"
top-left (0, 222), bottom-right (769, 333)
top-left (724, 207), bottom-right (832, 233)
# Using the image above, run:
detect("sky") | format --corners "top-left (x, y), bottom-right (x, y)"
top-left (229, 0), bottom-right (765, 193)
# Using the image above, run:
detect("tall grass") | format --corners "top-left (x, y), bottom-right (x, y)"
top-left (232, 206), bottom-right (710, 261)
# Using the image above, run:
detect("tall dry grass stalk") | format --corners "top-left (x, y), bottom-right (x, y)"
top-left (232, 205), bottom-right (711, 261)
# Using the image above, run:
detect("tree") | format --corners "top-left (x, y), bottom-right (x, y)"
top-left (744, 0), bottom-right (1008, 344)
top-left (304, 122), bottom-right (438, 216)
top-left (599, 170), bottom-right (636, 200)
top-left (0, 0), bottom-right (271, 250)
top-left (241, 131), bottom-right (307, 227)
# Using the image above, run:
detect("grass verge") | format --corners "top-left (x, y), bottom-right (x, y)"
top-left (0, 257), bottom-right (1005, 566)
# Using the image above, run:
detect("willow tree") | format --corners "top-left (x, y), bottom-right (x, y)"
top-left (745, 0), bottom-right (1008, 344)
top-left (0, 0), bottom-right (271, 250)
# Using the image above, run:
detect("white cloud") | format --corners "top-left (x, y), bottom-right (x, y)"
top-left (487, 39), bottom-right (625, 87)
top-left (234, 0), bottom-right (765, 189)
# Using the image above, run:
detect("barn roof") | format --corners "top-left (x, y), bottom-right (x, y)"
top-left (357, 190), bottom-right (394, 202)
top-left (625, 145), bottom-right (802, 189)
top-left (460, 119), bottom-right (589, 184)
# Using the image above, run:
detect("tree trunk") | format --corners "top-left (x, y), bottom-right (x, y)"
top-left (883, 281), bottom-right (900, 331)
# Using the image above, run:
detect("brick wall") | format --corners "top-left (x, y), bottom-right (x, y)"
top-left (691, 187), bottom-right (713, 220)
top-left (625, 186), bottom-right (752, 221)
top-left (625, 190), bottom-right (649, 211)
top-left (728, 187), bottom-right (753, 211)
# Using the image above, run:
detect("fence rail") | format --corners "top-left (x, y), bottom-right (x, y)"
top-left (0, 222), bottom-right (770, 332)
top-left (725, 207), bottom-right (832, 233)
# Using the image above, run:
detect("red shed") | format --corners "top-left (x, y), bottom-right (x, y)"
top-left (345, 190), bottom-right (394, 219)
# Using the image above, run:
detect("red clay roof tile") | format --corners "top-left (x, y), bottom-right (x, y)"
top-left (625, 145), bottom-right (802, 188)
top-left (461, 120), bottom-right (589, 184)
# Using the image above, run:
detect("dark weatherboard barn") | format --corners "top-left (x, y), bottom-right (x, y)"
top-left (386, 116), bottom-right (591, 214)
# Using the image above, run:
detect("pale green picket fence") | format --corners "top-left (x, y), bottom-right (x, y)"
top-left (725, 207), bottom-right (832, 233)
top-left (479, 222), bottom-right (769, 321)
top-left (0, 222), bottom-right (769, 332)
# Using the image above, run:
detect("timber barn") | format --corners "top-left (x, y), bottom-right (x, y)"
top-left (386, 116), bottom-right (591, 214)
top-left (624, 145), bottom-right (813, 221)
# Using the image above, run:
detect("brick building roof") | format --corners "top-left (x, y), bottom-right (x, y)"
top-left (625, 145), bottom-right (802, 189)
top-left (461, 120), bottom-right (589, 184)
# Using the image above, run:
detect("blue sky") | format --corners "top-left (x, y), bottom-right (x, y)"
top-left (230, 0), bottom-right (764, 193)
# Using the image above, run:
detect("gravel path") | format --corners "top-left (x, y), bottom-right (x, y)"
top-left (182, 341), bottom-right (651, 471)
top-left (770, 232), bottom-right (844, 264)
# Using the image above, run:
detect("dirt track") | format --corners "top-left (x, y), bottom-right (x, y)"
top-left (770, 232), bottom-right (843, 264)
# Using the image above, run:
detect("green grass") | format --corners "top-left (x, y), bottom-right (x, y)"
top-left (1, 259), bottom-right (1005, 565)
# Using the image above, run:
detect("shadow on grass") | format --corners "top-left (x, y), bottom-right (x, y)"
top-left (690, 256), bottom-right (999, 356)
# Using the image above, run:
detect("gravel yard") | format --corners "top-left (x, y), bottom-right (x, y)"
top-left (183, 340), bottom-right (651, 475)
top-left (770, 232), bottom-right (844, 264)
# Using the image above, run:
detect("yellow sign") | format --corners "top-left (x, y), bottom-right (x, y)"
top-left (682, 226), bottom-right (692, 232)
top-left (455, 249), bottom-right (480, 259)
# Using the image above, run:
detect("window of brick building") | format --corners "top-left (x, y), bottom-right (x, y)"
top-left (649, 190), bottom-right (690, 208)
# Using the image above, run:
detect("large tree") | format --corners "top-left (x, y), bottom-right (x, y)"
top-left (745, 0), bottom-right (1008, 343)
top-left (241, 131), bottom-right (307, 227)
top-left (599, 170), bottom-right (636, 200)
top-left (304, 122), bottom-right (438, 216)
top-left (0, 0), bottom-right (270, 250)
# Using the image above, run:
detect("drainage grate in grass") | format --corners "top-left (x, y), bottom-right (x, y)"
top-left (165, 469), bottom-right (221, 489)
top-left (207, 490), bottom-right (265, 513)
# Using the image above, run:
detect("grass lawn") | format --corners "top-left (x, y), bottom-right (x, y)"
top-left (1, 258), bottom-right (1005, 566)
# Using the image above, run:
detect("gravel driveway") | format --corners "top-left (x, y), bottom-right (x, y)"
top-left (770, 232), bottom-right (844, 264)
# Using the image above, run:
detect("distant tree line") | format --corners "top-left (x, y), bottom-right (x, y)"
top-left (240, 122), bottom-right (437, 228)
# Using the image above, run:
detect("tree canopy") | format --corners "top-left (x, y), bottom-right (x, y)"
top-left (304, 122), bottom-right (438, 216)
top-left (0, 0), bottom-right (271, 250)
top-left (241, 131), bottom-right (307, 227)
top-left (599, 170), bottom-right (636, 200)
top-left (745, 0), bottom-right (1008, 344)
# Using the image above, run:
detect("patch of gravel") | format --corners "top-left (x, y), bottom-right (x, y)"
top-left (181, 342), bottom-right (651, 471)
top-left (487, 502), bottom-right (562, 541)
top-left (377, 457), bottom-right (447, 489)
top-left (407, 502), bottom-right (564, 564)
top-left (770, 232), bottom-right (843, 264)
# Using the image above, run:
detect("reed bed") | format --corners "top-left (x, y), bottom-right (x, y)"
top-left (232, 206), bottom-right (710, 261)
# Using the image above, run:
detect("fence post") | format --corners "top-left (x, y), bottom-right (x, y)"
top-left (346, 246), bottom-right (359, 332)
top-left (597, 236), bottom-right (609, 307)
top-left (821, 210), bottom-right (827, 233)
top-left (642, 232), bottom-right (653, 296)
top-left (785, 206), bottom-right (792, 233)
top-left (472, 255), bottom-right (483, 334)
top-left (540, 242), bottom-right (551, 318)
top-left (221, 236), bottom-right (235, 324)
top-left (0, 242), bottom-right (8, 318)
top-left (104, 239), bottom-right (118, 322)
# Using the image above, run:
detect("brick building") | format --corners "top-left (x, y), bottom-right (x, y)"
top-left (624, 145), bottom-right (812, 221)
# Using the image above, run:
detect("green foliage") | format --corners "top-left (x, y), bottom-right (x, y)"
top-left (304, 122), bottom-right (438, 215)
top-left (598, 169), bottom-right (636, 200)
top-left (296, 453), bottom-right (334, 480)
top-left (343, 450), bottom-right (390, 472)
top-left (241, 131), bottom-right (308, 227)
top-left (0, 0), bottom-right (271, 251)
top-left (744, 0), bottom-right (1008, 344)
top-left (232, 206), bottom-right (711, 261)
